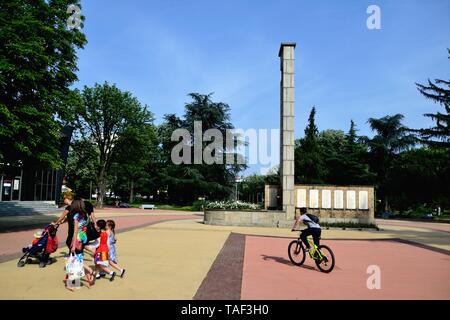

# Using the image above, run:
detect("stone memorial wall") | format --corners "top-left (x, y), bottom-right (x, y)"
top-left (264, 184), bottom-right (375, 224)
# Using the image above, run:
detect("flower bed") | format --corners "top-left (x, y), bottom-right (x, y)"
top-left (203, 200), bottom-right (262, 211)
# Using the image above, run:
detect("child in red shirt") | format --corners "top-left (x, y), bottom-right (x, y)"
top-left (94, 220), bottom-right (116, 281)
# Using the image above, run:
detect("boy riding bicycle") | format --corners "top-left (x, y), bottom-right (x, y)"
top-left (291, 207), bottom-right (321, 253)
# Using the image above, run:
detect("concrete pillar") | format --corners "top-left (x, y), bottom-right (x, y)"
top-left (279, 43), bottom-right (296, 219)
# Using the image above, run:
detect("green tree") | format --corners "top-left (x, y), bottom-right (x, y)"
top-left (264, 166), bottom-right (280, 185)
top-left (76, 82), bottom-right (154, 208)
top-left (111, 123), bottom-right (158, 203)
top-left (295, 106), bottom-right (326, 183)
top-left (415, 49), bottom-right (449, 149)
top-left (389, 147), bottom-right (450, 213)
top-left (318, 129), bottom-right (345, 184)
top-left (308, 122), bottom-right (373, 186)
top-left (340, 120), bottom-right (373, 184)
top-left (65, 138), bottom-right (99, 198)
top-left (153, 114), bottom-right (185, 203)
top-left (367, 114), bottom-right (415, 212)
top-left (239, 174), bottom-right (265, 203)
top-left (0, 0), bottom-right (86, 167)
top-left (159, 93), bottom-right (246, 204)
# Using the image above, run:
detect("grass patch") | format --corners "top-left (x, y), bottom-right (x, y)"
top-left (156, 204), bottom-right (194, 211)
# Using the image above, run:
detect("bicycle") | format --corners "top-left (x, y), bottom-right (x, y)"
top-left (288, 230), bottom-right (336, 273)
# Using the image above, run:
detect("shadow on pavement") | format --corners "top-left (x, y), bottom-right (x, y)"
top-left (260, 254), bottom-right (317, 271)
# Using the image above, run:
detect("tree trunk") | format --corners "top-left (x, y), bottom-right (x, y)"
top-left (97, 167), bottom-right (106, 209)
top-left (129, 178), bottom-right (134, 204)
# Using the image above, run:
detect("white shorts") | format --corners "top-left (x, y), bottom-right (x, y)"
top-left (85, 239), bottom-right (100, 250)
top-left (96, 260), bottom-right (109, 267)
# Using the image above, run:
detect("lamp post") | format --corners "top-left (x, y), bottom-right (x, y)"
top-left (235, 175), bottom-right (243, 201)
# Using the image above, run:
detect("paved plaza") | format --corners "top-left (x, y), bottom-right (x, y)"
top-left (0, 208), bottom-right (449, 300)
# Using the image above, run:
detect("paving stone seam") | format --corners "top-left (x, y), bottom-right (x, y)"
top-left (193, 233), bottom-right (245, 300)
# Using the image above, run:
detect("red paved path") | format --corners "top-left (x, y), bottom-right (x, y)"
top-left (241, 235), bottom-right (450, 300)
top-left (0, 215), bottom-right (197, 261)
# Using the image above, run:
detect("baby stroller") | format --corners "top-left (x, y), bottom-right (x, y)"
top-left (17, 224), bottom-right (59, 268)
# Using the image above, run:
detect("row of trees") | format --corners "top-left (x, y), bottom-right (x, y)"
top-left (293, 55), bottom-right (449, 213)
top-left (294, 109), bottom-right (448, 213)
top-left (67, 87), bottom-right (245, 207)
top-left (239, 51), bottom-right (449, 214)
top-left (0, 1), bottom-right (245, 208)
top-left (1, 1), bottom-right (448, 214)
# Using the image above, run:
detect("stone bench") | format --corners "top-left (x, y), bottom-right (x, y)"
top-left (141, 204), bottom-right (157, 210)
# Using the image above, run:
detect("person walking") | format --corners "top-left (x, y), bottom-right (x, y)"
top-left (68, 199), bottom-right (96, 288)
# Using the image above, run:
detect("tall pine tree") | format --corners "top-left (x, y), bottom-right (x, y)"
top-left (295, 106), bottom-right (326, 184)
top-left (368, 114), bottom-right (415, 211)
top-left (341, 120), bottom-right (373, 185)
top-left (415, 49), bottom-right (450, 149)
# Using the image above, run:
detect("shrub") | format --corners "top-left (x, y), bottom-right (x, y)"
top-left (192, 200), bottom-right (207, 211)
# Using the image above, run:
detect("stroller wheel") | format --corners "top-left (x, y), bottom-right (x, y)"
top-left (39, 261), bottom-right (46, 268)
top-left (17, 260), bottom-right (25, 268)
top-left (26, 258), bottom-right (33, 264)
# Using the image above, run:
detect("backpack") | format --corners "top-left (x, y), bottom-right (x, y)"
top-left (306, 213), bottom-right (320, 224)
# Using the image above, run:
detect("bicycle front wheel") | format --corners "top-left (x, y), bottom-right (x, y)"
top-left (315, 245), bottom-right (335, 273)
top-left (288, 240), bottom-right (306, 266)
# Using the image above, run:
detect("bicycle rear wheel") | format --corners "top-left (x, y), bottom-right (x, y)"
top-left (315, 245), bottom-right (335, 273)
top-left (288, 240), bottom-right (306, 266)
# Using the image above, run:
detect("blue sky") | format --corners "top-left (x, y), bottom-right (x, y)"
top-left (74, 0), bottom-right (450, 174)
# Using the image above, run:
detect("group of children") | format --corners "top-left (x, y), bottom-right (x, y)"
top-left (85, 219), bottom-right (126, 282)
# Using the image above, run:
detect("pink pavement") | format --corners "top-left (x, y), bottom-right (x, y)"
top-left (241, 235), bottom-right (450, 300)
top-left (0, 214), bottom-right (197, 261)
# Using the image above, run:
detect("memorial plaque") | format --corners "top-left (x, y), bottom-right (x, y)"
top-left (359, 191), bottom-right (369, 210)
top-left (347, 190), bottom-right (356, 209)
top-left (322, 190), bottom-right (331, 209)
top-left (309, 189), bottom-right (319, 208)
top-left (297, 189), bottom-right (306, 207)
top-left (334, 190), bottom-right (344, 209)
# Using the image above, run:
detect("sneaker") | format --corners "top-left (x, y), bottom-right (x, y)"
top-left (120, 269), bottom-right (126, 278)
top-left (109, 272), bottom-right (116, 282)
top-left (95, 273), bottom-right (101, 279)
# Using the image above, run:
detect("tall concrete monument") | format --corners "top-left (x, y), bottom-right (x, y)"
top-left (279, 43), bottom-right (296, 219)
